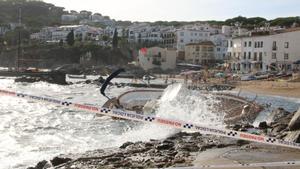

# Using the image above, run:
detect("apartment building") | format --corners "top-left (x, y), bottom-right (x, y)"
top-left (176, 29), bottom-right (210, 51)
top-left (210, 34), bottom-right (228, 62)
top-left (227, 28), bottom-right (300, 73)
top-left (184, 41), bottom-right (216, 66)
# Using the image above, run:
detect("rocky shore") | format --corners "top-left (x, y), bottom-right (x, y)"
top-left (28, 132), bottom-right (245, 169)
top-left (27, 107), bottom-right (300, 169)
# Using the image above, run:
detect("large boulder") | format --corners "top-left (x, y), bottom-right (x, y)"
top-left (288, 108), bottom-right (300, 131)
top-left (266, 108), bottom-right (290, 125)
top-left (50, 156), bottom-right (72, 167)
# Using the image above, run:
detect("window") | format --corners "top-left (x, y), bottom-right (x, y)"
top-left (284, 42), bottom-right (289, 48)
top-left (244, 42), bottom-right (247, 47)
top-left (254, 52), bottom-right (257, 61)
top-left (196, 46), bottom-right (200, 51)
top-left (284, 53), bottom-right (289, 60)
top-left (261, 41), bottom-right (263, 48)
top-left (230, 41), bottom-right (233, 47)
top-left (272, 53), bottom-right (277, 59)
top-left (248, 41), bottom-right (252, 47)
top-left (248, 52), bottom-right (251, 59)
top-left (180, 32), bottom-right (184, 36)
top-left (259, 52), bottom-right (263, 61)
top-left (217, 48), bottom-right (220, 52)
top-left (272, 41), bottom-right (277, 50)
top-left (180, 39), bottom-right (184, 43)
top-left (254, 42), bottom-right (257, 48)
top-left (191, 33), bottom-right (193, 36)
top-left (244, 52), bottom-right (247, 59)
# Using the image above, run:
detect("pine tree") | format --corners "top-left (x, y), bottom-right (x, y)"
top-left (66, 30), bottom-right (75, 46)
top-left (112, 28), bottom-right (118, 49)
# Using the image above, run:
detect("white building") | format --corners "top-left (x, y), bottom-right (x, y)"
top-left (61, 15), bottom-right (78, 22)
top-left (210, 34), bottom-right (228, 62)
top-left (183, 23), bottom-right (221, 35)
top-left (138, 47), bottom-right (177, 71)
top-left (30, 25), bottom-right (103, 42)
top-left (128, 23), bottom-right (151, 43)
top-left (175, 29), bottom-right (210, 51)
top-left (228, 28), bottom-right (300, 73)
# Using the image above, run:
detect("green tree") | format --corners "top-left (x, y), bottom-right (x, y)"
top-left (112, 28), bottom-right (118, 49)
top-left (102, 35), bottom-right (109, 41)
top-left (66, 30), bottom-right (75, 46)
top-left (58, 39), bottom-right (63, 47)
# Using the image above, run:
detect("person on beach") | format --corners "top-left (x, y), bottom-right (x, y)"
top-left (165, 76), bottom-right (168, 84)
top-left (184, 74), bottom-right (188, 85)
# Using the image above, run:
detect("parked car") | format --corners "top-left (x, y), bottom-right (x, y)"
top-left (241, 75), bottom-right (256, 81)
top-left (143, 75), bottom-right (156, 81)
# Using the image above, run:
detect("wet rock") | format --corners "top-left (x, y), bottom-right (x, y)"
top-left (155, 162), bottom-right (168, 168)
top-left (50, 156), bottom-right (72, 166)
top-left (266, 108), bottom-right (290, 125)
top-left (104, 157), bottom-right (123, 163)
top-left (176, 143), bottom-right (199, 152)
top-left (236, 140), bottom-right (250, 146)
top-left (120, 141), bottom-right (134, 149)
top-left (15, 76), bottom-right (40, 83)
top-left (173, 157), bottom-right (186, 164)
top-left (85, 80), bottom-right (92, 84)
top-left (27, 160), bottom-right (49, 169)
top-left (156, 142), bottom-right (174, 150)
top-left (288, 108), bottom-right (300, 131)
top-left (14, 71), bottom-right (67, 85)
top-left (199, 143), bottom-right (216, 151)
top-left (229, 124), bottom-right (242, 131)
top-left (258, 121), bottom-right (269, 129)
top-left (125, 143), bottom-right (150, 154)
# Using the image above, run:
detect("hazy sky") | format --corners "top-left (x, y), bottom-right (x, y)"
top-left (43, 0), bottom-right (300, 22)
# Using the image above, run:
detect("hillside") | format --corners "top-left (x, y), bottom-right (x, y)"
top-left (0, 0), bottom-right (299, 30)
top-left (0, 0), bottom-right (66, 30)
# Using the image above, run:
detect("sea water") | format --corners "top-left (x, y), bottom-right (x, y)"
top-left (0, 77), bottom-right (299, 169)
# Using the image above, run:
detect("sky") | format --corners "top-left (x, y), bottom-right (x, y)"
top-left (43, 0), bottom-right (300, 22)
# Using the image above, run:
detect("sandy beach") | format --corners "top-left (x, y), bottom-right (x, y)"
top-left (235, 81), bottom-right (300, 98)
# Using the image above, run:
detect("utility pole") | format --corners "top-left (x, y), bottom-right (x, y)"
top-left (16, 7), bottom-right (22, 72)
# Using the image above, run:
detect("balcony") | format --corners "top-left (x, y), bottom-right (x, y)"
top-left (152, 60), bottom-right (161, 66)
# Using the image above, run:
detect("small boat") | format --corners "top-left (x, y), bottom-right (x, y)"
top-left (67, 74), bottom-right (87, 79)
